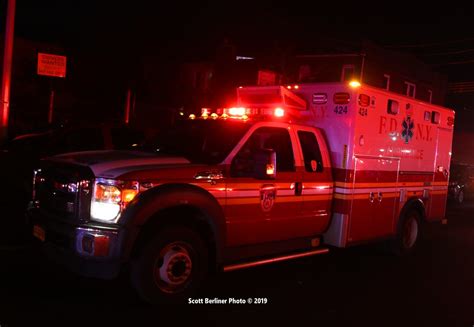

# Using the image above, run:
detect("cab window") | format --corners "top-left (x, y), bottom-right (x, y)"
top-left (231, 127), bottom-right (295, 177)
top-left (297, 131), bottom-right (323, 172)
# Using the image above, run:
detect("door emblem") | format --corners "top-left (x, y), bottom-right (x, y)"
top-left (260, 185), bottom-right (276, 212)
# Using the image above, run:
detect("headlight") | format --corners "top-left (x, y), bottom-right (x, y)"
top-left (91, 179), bottom-right (139, 223)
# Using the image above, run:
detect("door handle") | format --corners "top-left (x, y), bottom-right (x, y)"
top-left (295, 182), bottom-right (303, 196)
top-left (194, 170), bottom-right (224, 185)
top-left (369, 192), bottom-right (375, 203)
top-left (377, 192), bottom-right (383, 203)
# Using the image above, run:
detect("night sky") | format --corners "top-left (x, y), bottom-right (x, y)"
top-left (1, 0), bottom-right (474, 133)
top-left (8, 1), bottom-right (474, 63)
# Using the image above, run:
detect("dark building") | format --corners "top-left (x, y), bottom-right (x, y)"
top-left (177, 39), bottom-right (448, 113)
top-left (176, 39), bottom-right (285, 112)
top-left (0, 37), bottom-right (70, 136)
top-left (285, 40), bottom-right (448, 106)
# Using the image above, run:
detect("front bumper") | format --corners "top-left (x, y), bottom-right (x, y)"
top-left (27, 207), bottom-right (126, 279)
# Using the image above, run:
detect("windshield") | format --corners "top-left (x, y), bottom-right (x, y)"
top-left (141, 120), bottom-right (252, 164)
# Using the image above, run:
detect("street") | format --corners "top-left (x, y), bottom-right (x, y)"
top-left (0, 202), bottom-right (473, 326)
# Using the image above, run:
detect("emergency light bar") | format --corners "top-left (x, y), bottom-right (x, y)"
top-left (237, 86), bottom-right (307, 111)
top-left (190, 85), bottom-right (310, 121)
top-left (196, 107), bottom-right (286, 120)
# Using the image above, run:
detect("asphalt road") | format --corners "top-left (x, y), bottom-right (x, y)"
top-left (1, 202), bottom-right (473, 327)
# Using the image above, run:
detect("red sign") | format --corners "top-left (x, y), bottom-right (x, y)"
top-left (37, 53), bottom-right (67, 78)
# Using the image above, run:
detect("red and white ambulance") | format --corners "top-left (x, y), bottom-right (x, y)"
top-left (236, 82), bottom-right (454, 248)
top-left (29, 81), bottom-right (454, 303)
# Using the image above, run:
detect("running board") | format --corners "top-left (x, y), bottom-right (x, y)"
top-left (223, 248), bottom-right (329, 272)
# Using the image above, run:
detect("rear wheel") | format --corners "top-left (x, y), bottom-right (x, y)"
top-left (131, 226), bottom-right (208, 304)
top-left (391, 208), bottom-right (421, 255)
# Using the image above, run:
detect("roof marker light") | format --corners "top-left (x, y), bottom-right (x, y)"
top-left (294, 85), bottom-right (299, 89)
top-left (349, 80), bottom-right (361, 88)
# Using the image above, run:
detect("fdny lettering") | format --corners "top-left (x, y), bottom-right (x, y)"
top-left (378, 116), bottom-right (432, 141)
top-left (415, 124), bottom-right (433, 141)
top-left (358, 107), bottom-right (368, 117)
top-left (378, 116), bottom-right (398, 134)
top-left (313, 105), bottom-right (327, 118)
top-left (334, 106), bottom-right (348, 115)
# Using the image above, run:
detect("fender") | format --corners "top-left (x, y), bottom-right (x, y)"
top-left (119, 183), bottom-right (226, 263)
top-left (399, 197), bottom-right (426, 221)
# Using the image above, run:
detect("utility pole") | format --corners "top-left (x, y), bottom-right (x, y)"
top-left (48, 89), bottom-right (55, 124)
top-left (0, 0), bottom-right (16, 144)
top-left (124, 88), bottom-right (131, 124)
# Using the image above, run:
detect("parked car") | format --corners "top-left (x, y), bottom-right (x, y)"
top-left (448, 163), bottom-right (474, 204)
top-left (0, 123), bottom-right (147, 243)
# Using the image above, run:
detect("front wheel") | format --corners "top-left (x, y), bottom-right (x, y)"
top-left (390, 209), bottom-right (421, 256)
top-left (131, 226), bottom-right (208, 304)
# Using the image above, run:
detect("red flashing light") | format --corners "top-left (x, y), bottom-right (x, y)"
top-left (358, 94), bottom-right (370, 107)
top-left (228, 107), bottom-right (247, 116)
top-left (334, 92), bottom-right (351, 104)
top-left (447, 116), bottom-right (455, 126)
top-left (274, 107), bottom-right (285, 117)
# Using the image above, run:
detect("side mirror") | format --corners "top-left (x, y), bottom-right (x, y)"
top-left (254, 149), bottom-right (276, 179)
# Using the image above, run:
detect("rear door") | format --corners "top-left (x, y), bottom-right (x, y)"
top-left (430, 128), bottom-right (453, 220)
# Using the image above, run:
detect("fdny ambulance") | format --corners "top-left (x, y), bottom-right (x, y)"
top-left (28, 81), bottom-right (454, 303)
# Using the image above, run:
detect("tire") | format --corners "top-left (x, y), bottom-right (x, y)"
top-left (391, 208), bottom-right (421, 256)
top-left (131, 226), bottom-right (208, 304)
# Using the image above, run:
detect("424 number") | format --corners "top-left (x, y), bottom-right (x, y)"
top-left (334, 105), bottom-right (348, 115)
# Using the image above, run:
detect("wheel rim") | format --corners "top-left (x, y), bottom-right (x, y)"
top-left (153, 242), bottom-right (193, 294)
top-left (402, 214), bottom-right (418, 249)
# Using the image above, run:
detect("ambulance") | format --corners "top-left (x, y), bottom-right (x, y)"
top-left (28, 81), bottom-right (454, 303)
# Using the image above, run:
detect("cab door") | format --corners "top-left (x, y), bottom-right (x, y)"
top-left (294, 127), bottom-right (333, 235)
top-left (224, 125), bottom-right (304, 246)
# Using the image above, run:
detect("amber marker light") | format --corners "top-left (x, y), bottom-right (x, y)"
top-left (122, 189), bottom-right (138, 203)
top-left (349, 80), bottom-right (361, 88)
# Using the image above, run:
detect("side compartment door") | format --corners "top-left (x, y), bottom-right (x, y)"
top-left (225, 126), bottom-right (304, 246)
top-left (349, 155), bottom-right (399, 243)
top-left (294, 127), bottom-right (333, 235)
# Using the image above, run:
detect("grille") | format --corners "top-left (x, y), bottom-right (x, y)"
top-left (35, 161), bottom-right (94, 222)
